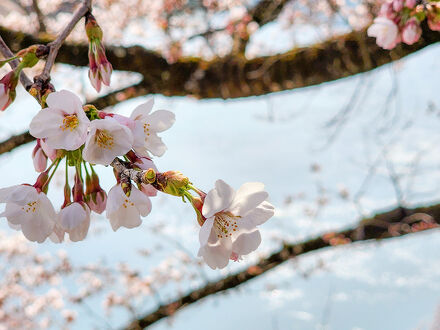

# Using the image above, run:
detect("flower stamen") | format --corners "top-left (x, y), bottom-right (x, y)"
top-left (60, 115), bottom-right (79, 131)
top-left (21, 201), bottom-right (38, 213)
top-left (214, 212), bottom-right (239, 239)
top-left (95, 129), bottom-right (114, 150)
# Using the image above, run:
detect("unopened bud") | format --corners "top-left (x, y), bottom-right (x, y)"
top-left (155, 171), bottom-right (190, 197)
top-left (143, 168), bottom-right (156, 184)
top-left (0, 71), bottom-right (18, 111)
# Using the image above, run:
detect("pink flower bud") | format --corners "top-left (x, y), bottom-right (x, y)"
top-left (97, 48), bottom-right (112, 86)
top-left (392, 0), bottom-right (404, 12)
top-left (87, 189), bottom-right (107, 214)
top-left (88, 70), bottom-right (101, 92)
top-left (0, 71), bottom-right (18, 111)
top-left (40, 139), bottom-right (57, 161)
top-left (379, 2), bottom-right (396, 20)
top-left (87, 33), bottom-right (112, 92)
top-left (402, 19), bottom-right (421, 45)
top-left (405, 0), bottom-right (416, 9)
top-left (428, 5), bottom-right (440, 31)
top-left (32, 142), bottom-right (48, 172)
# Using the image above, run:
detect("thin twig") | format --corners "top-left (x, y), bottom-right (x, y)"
top-left (32, 0), bottom-right (47, 33)
top-left (36, 0), bottom-right (92, 83)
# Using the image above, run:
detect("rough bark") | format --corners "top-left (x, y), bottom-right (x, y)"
top-left (125, 204), bottom-right (440, 329)
top-left (1, 23), bottom-right (439, 99)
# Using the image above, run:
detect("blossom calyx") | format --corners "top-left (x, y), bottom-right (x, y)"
top-left (85, 13), bottom-right (103, 42)
top-left (154, 171), bottom-right (190, 197)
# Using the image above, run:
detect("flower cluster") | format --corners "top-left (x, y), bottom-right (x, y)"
top-left (368, 0), bottom-right (440, 49)
top-left (0, 88), bottom-right (274, 269)
top-left (0, 12), bottom-right (274, 270)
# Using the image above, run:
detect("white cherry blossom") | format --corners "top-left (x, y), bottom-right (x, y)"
top-left (0, 185), bottom-right (56, 243)
top-left (367, 17), bottom-right (400, 50)
top-left (130, 99), bottom-right (175, 157)
top-left (198, 180), bottom-right (274, 269)
top-left (59, 202), bottom-right (91, 242)
top-left (82, 117), bottom-right (133, 165)
top-left (29, 90), bottom-right (90, 151)
top-left (106, 185), bottom-right (152, 231)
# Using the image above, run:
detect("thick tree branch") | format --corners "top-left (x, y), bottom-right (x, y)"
top-left (1, 23), bottom-right (438, 99)
top-left (125, 203), bottom-right (440, 329)
top-left (249, 0), bottom-right (291, 26)
top-left (0, 131), bottom-right (34, 155)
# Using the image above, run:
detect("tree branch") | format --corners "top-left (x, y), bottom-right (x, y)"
top-left (0, 35), bottom-right (33, 90)
top-left (1, 23), bottom-right (438, 99)
top-left (125, 203), bottom-right (440, 329)
top-left (36, 0), bottom-right (91, 83)
top-left (249, 0), bottom-right (291, 26)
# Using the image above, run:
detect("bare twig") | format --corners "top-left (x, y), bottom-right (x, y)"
top-left (32, 0), bottom-right (47, 33)
top-left (36, 0), bottom-right (92, 83)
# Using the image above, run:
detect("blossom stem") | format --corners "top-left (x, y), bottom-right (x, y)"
top-left (42, 157), bottom-right (62, 192)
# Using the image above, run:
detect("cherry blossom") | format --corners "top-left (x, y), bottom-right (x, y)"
top-left (402, 19), bottom-right (421, 45)
top-left (130, 99), bottom-right (175, 157)
top-left (106, 185), bottom-right (152, 231)
top-left (198, 180), bottom-right (274, 269)
top-left (367, 17), bottom-right (400, 50)
top-left (82, 117), bottom-right (133, 165)
top-left (29, 90), bottom-right (90, 151)
top-left (59, 202), bottom-right (91, 242)
top-left (0, 185), bottom-right (56, 243)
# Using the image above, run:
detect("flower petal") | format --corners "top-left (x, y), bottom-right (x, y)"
top-left (144, 133), bottom-right (167, 157)
top-left (198, 236), bottom-right (232, 270)
top-left (46, 90), bottom-right (83, 114)
top-left (228, 182), bottom-right (268, 216)
top-left (202, 180), bottom-right (236, 218)
top-left (199, 217), bottom-right (214, 245)
top-left (232, 229), bottom-right (261, 256)
top-left (130, 99), bottom-right (154, 121)
top-left (147, 110), bottom-right (175, 132)
top-left (29, 109), bottom-right (65, 139)
top-left (130, 187), bottom-right (152, 217)
top-left (242, 201), bottom-right (275, 226)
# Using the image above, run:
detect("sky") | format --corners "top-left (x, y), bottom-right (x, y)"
top-left (0, 39), bottom-right (440, 330)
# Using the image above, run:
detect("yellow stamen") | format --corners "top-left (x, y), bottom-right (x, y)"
top-left (214, 212), bottom-right (240, 239)
top-left (21, 201), bottom-right (38, 213)
top-left (95, 129), bottom-right (114, 150)
top-left (60, 115), bottom-right (79, 131)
